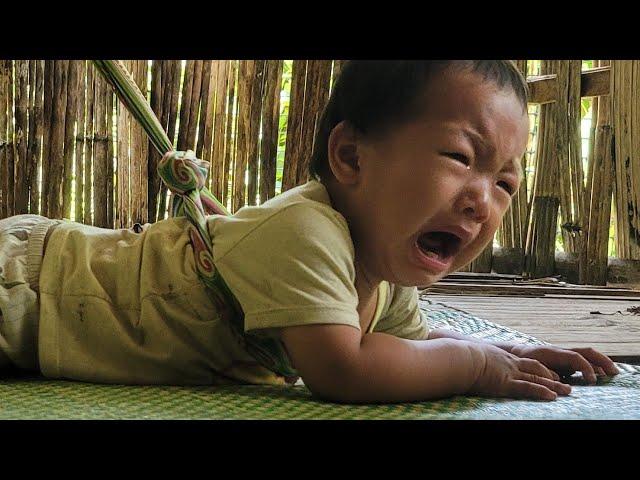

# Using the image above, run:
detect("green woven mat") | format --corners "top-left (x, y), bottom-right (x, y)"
top-left (1, 297), bottom-right (639, 419)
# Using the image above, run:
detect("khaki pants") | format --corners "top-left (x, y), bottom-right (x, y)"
top-left (0, 214), bottom-right (60, 370)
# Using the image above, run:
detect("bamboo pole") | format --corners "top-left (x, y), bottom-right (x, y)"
top-left (296, 60), bottom-right (332, 185)
top-left (28, 60), bottom-right (44, 215)
top-left (525, 60), bottom-right (561, 278)
top-left (14, 60), bottom-right (29, 214)
top-left (116, 60), bottom-right (130, 228)
top-left (84, 63), bottom-right (95, 225)
top-left (62, 60), bottom-right (79, 219)
top-left (46, 60), bottom-right (69, 219)
top-left (186, 59), bottom-right (204, 151)
top-left (148, 59), bottom-right (163, 223)
top-left (129, 60), bottom-right (148, 225)
top-left (197, 60), bottom-right (213, 161)
top-left (0, 60), bottom-right (9, 218)
top-left (93, 64), bottom-right (108, 228)
top-left (282, 60), bottom-right (307, 192)
top-left (156, 60), bottom-right (182, 220)
top-left (74, 61), bottom-right (86, 222)
top-left (212, 60), bottom-right (229, 202)
top-left (107, 87), bottom-right (114, 228)
top-left (259, 60), bottom-right (283, 204)
top-left (247, 60), bottom-right (265, 206)
top-left (6, 61), bottom-right (15, 217)
top-left (176, 60), bottom-right (196, 151)
top-left (223, 60), bottom-right (238, 207)
top-left (232, 60), bottom-right (255, 212)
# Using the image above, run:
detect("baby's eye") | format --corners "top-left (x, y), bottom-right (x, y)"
top-left (497, 180), bottom-right (515, 195)
top-left (444, 152), bottom-right (470, 166)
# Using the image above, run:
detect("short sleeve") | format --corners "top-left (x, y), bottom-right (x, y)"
top-left (214, 203), bottom-right (361, 334)
top-left (373, 285), bottom-right (429, 340)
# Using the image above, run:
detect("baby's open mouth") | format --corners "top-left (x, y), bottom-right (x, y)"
top-left (416, 231), bottom-right (462, 262)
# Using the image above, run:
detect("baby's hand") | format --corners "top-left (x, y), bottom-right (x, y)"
top-left (468, 343), bottom-right (572, 401)
top-left (509, 345), bottom-right (620, 384)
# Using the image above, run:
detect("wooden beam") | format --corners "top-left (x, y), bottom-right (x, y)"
top-left (526, 67), bottom-right (611, 104)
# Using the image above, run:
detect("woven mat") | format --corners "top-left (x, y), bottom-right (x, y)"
top-left (1, 296), bottom-right (639, 420)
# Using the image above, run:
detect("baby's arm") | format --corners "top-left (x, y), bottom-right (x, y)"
top-left (281, 323), bottom-right (570, 403)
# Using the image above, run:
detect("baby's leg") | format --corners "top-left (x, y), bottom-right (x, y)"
top-left (0, 214), bottom-right (56, 374)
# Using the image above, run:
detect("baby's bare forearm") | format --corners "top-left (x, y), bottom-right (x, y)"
top-left (334, 334), bottom-right (485, 403)
top-left (428, 328), bottom-right (517, 353)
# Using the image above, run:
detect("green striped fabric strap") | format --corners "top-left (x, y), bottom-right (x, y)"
top-left (93, 60), bottom-right (297, 379)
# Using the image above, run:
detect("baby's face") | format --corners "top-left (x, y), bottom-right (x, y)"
top-left (348, 69), bottom-right (529, 287)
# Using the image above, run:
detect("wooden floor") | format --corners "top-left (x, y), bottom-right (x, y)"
top-left (425, 293), bottom-right (640, 360)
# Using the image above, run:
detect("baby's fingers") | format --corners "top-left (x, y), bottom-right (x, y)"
top-left (518, 358), bottom-right (559, 381)
top-left (511, 380), bottom-right (558, 401)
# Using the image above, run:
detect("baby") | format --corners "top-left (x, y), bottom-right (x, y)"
top-left (0, 60), bottom-right (618, 404)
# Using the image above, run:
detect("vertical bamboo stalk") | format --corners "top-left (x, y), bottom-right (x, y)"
top-left (28, 60), bottom-right (44, 215)
top-left (259, 60), bottom-right (283, 204)
top-left (74, 61), bottom-right (86, 222)
top-left (14, 60), bottom-right (29, 214)
top-left (0, 61), bottom-right (9, 218)
top-left (62, 60), bottom-right (79, 219)
top-left (198, 60), bottom-right (214, 162)
top-left (157, 59), bottom-right (181, 220)
top-left (106, 87), bottom-right (114, 228)
top-left (93, 64), bottom-right (108, 228)
top-left (186, 59), bottom-right (204, 151)
top-left (232, 60), bottom-right (255, 212)
top-left (211, 60), bottom-right (229, 201)
top-left (6, 61), bottom-right (15, 217)
top-left (247, 60), bottom-right (265, 206)
top-left (116, 60), bottom-right (131, 228)
top-left (296, 59), bottom-right (332, 185)
top-left (282, 60), bottom-right (307, 192)
top-left (525, 60), bottom-right (561, 278)
top-left (223, 60), bottom-right (238, 207)
top-left (129, 60), bottom-right (148, 225)
top-left (148, 59), bottom-right (163, 223)
top-left (46, 60), bottom-right (69, 219)
top-left (176, 60), bottom-right (196, 151)
top-left (84, 63), bottom-right (95, 225)
top-left (41, 61), bottom-right (54, 217)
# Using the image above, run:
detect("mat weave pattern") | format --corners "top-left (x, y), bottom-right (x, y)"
top-left (1, 296), bottom-right (638, 419)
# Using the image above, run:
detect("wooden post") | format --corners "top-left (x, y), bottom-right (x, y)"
top-left (0, 60), bottom-right (10, 218)
top-left (223, 60), bottom-right (238, 208)
top-left (28, 60), bottom-right (44, 215)
top-left (93, 64), bottom-right (108, 228)
top-left (148, 59), bottom-right (163, 223)
top-left (247, 60), bottom-right (265, 206)
top-left (232, 60), bottom-right (255, 212)
top-left (211, 60), bottom-right (229, 202)
top-left (84, 63), bottom-right (95, 225)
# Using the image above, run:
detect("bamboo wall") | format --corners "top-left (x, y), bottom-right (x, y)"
top-left (0, 60), bottom-right (638, 285)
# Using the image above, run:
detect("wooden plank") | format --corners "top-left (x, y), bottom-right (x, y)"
top-left (424, 293), bottom-right (640, 356)
top-left (176, 60), bottom-right (195, 151)
top-left (526, 68), bottom-right (611, 104)
top-left (425, 282), bottom-right (640, 297)
top-left (581, 66), bottom-right (611, 97)
top-left (116, 60), bottom-right (130, 228)
top-left (247, 60), bottom-right (265, 206)
top-left (28, 60), bottom-right (44, 215)
top-left (62, 60), bottom-right (79, 219)
top-left (106, 86), bottom-right (114, 229)
top-left (259, 60), bottom-right (283, 204)
top-left (186, 59), bottom-right (204, 151)
top-left (129, 60), bottom-right (148, 225)
top-left (14, 60), bottom-right (29, 214)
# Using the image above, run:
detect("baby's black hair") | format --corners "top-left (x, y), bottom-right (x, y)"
top-left (309, 60), bottom-right (529, 181)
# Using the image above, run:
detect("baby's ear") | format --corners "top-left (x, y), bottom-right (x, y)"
top-left (327, 121), bottom-right (361, 185)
